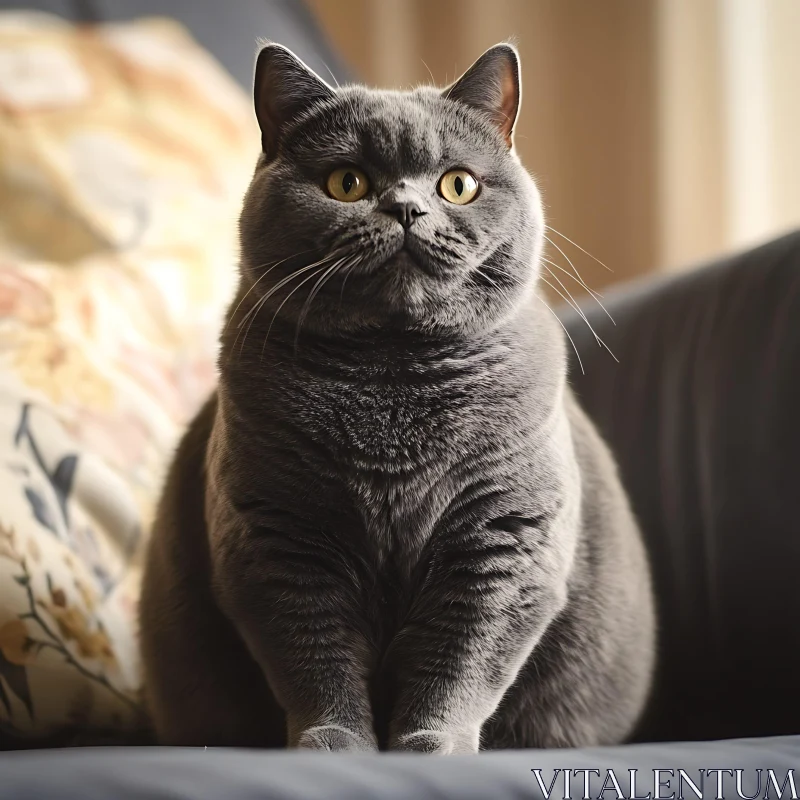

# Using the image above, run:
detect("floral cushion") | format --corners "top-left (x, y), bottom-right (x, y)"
top-left (0, 12), bottom-right (255, 742)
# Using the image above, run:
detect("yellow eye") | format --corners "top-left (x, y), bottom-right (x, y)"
top-left (326, 167), bottom-right (369, 202)
top-left (439, 169), bottom-right (479, 205)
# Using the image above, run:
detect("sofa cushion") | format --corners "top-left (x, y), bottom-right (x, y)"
top-left (0, 11), bottom-right (255, 744)
top-left (1, 736), bottom-right (798, 799)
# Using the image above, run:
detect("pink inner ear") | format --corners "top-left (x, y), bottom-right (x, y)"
top-left (496, 68), bottom-right (519, 147)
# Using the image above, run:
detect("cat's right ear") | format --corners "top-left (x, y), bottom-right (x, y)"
top-left (254, 43), bottom-right (335, 160)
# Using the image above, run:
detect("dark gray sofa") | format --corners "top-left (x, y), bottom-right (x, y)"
top-left (2, 736), bottom-right (800, 799)
top-left (562, 230), bottom-right (800, 745)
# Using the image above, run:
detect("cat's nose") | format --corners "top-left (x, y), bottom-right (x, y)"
top-left (382, 200), bottom-right (426, 229)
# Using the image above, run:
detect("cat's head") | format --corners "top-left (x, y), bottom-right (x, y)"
top-left (237, 42), bottom-right (544, 340)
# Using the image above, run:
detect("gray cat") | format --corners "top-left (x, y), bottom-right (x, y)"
top-left (139, 42), bottom-right (655, 753)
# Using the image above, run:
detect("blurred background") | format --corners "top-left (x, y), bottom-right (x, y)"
top-left (4, 0), bottom-right (800, 296)
top-left (311, 0), bottom-right (800, 292)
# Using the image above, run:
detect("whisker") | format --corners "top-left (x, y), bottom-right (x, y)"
top-left (234, 289), bottom-right (275, 359)
top-left (474, 267), bottom-right (502, 290)
top-left (233, 292), bottom-right (268, 359)
top-left (541, 269), bottom-right (602, 346)
top-left (543, 233), bottom-right (590, 290)
top-left (293, 257), bottom-right (350, 350)
top-left (545, 225), bottom-right (612, 272)
top-left (540, 269), bottom-right (584, 316)
top-left (539, 275), bottom-right (618, 363)
top-left (542, 265), bottom-right (584, 315)
top-left (237, 254), bottom-right (337, 328)
top-left (475, 267), bottom-right (527, 314)
top-left (542, 258), bottom-right (615, 326)
top-left (542, 264), bottom-right (614, 333)
top-left (245, 245), bottom-right (322, 277)
top-left (338, 254), bottom-right (362, 306)
top-left (225, 247), bottom-right (321, 334)
top-left (534, 293), bottom-right (584, 375)
top-left (541, 257), bottom-right (602, 298)
top-left (260, 264), bottom-right (334, 359)
top-left (238, 252), bottom-right (343, 330)
top-left (233, 254), bottom-right (341, 357)
top-left (235, 266), bottom-right (310, 350)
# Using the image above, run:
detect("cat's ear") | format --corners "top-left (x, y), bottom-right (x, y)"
top-left (444, 43), bottom-right (521, 148)
top-left (254, 42), bottom-right (335, 160)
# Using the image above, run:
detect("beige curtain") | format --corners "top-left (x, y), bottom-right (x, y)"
top-left (309, 0), bottom-right (800, 291)
top-left (658, 0), bottom-right (800, 268)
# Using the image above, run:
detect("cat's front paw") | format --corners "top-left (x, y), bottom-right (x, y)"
top-left (296, 724), bottom-right (377, 753)
top-left (391, 729), bottom-right (478, 755)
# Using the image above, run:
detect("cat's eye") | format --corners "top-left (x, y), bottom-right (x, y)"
top-left (438, 169), bottom-right (479, 205)
top-left (326, 167), bottom-right (369, 202)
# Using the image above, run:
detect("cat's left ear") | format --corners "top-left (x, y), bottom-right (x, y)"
top-left (444, 43), bottom-right (521, 148)
top-left (254, 42), bottom-right (335, 160)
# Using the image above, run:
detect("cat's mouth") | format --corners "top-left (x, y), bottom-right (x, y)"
top-left (377, 233), bottom-right (453, 280)
top-left (328, 231), bottom-right (454, 304)
top-left (391, 244), bottom-right (436, 276)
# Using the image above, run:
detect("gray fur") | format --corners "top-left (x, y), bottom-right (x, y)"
top-left (139, 43), bottom-right (655, 753)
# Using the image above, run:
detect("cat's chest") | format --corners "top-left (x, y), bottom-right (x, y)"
top-left (291, 361), bottom-right (493, 479)
top-left (238, 346), bottom-right (533, 561)
top-left (289, 371), bottom-right (505, 560)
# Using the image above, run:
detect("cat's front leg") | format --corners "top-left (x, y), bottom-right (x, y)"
top-left (212, 516), bottom-right (377, 753)
top-left (386, 514), bottom-right (572, 754)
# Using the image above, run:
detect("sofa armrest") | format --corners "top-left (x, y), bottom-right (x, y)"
top-left (561, 231), bottom-right (800, 742)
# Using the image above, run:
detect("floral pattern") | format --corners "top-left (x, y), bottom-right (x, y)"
top-left (0, 12), bottom-right (256, 742)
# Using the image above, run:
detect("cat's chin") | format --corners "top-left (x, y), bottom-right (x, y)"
top-left (319, 245), bottom-right (466, 329)
top-left (338, 248), bottom-right (438, 308)
top-left (367, 254), bottom-right (447, 317)
top-left (389, 247), bottom-right (438, 277)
